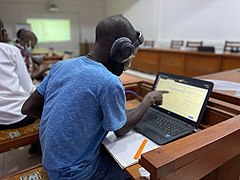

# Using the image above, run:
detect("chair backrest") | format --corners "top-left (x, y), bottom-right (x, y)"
top-left (170, 40), bottom-right (184, 49)
top-left (223, 41), bottom-right (240, 53)
top-left (186, 41), bottom-right (203, 48)
top-left (143, 40), bottom-right (155, 47)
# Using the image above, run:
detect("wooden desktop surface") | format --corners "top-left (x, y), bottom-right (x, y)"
top-left (197, 68), bottom-right (240, 111)
top-left (120, 73), bottom-right (146, 85)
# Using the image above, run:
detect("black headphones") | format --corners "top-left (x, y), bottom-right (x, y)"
top-left (110, 31), bottom-right (144, 63)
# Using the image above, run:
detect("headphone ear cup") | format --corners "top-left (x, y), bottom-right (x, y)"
top-left (110, 37), bottom-right (134, 63)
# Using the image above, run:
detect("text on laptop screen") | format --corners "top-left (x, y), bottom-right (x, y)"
top-left (155, 77), bottom-right (208, 122)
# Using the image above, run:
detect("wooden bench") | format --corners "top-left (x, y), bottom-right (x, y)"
top-left (3, 164), bottom-right (48, 180)
top-left (0, 119), bottom-right (40, 153)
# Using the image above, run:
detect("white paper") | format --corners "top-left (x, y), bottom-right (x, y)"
top-left (203, 79), bottom-right (240, 91)
top-left (102, 130), bottom-right (159, 169)
top-left (139, 167), bottom-right (150, 180)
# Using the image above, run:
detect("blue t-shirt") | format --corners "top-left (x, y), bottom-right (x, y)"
top-left (37, 56), bottom-right (126, 179)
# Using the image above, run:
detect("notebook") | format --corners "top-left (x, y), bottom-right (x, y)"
top-left (102, 130), bottom-right (159, 169)
top-left (135, 72), bottom-right (214, 145)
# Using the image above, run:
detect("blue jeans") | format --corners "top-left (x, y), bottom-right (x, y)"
top-left (90, 145), bottom-right (131, 180)
top-left (45, 145), bottom-right (131, 180)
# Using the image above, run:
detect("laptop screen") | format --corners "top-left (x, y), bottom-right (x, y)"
top-left (153, 73), bottom-right (213, 125)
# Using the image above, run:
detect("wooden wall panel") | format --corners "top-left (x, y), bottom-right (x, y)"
top-left (221, 56), bottom-right (240, 71)
top-left (131, 48), bottom-right (240, 77)
top-left (185, 55), bottom-right (221, 77)
top-left (159, 52), bottom-right (186, 75)
top-left (131, 50), bottom-right (159, 73)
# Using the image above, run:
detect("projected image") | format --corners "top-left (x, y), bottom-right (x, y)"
top-left (27, 18), bottom-right (71, 42)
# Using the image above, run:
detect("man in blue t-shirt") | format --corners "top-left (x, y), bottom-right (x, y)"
top-left (22, 15), bottom-right (168, 180)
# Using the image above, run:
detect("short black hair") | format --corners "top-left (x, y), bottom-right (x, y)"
top-left (17, 29), bottom-right (37, 43)
top-left (16, 29), bottom-right (27, 39)
top-left (95, 15), bottom-right (137, 46)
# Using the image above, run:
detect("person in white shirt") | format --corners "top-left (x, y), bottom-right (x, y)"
top-left (0, 19), bottom-right (36, 130)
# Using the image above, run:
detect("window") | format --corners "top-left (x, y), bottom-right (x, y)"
top-left (27, 18), bottom-right (71, 43)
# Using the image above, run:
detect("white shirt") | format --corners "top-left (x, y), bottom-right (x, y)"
top-left (0, 42), bottom-right (35, 124)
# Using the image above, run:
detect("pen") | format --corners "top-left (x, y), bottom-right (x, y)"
top-left (134, 139), bottom-right (148, 160)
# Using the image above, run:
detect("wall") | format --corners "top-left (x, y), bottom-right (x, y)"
top-left (2, 0), bottom-right (240, 54)
top-left (105, 0), bottom-right (160, 42)
top-left (106, 0), bottom-right (240, 52)
top-left (0, 0), bottom-right (105, 55)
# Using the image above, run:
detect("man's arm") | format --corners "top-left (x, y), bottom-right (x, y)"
top-left (21, 90), bottom-right (44, 118)
top-left (114, 90), bottom-right (168, 137)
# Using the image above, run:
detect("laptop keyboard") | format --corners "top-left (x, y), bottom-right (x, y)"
top-left (142, 111), bottom-right (187, 136)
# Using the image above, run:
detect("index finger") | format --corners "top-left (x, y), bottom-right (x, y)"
top-left (158, 90), bottom-right (169, 94)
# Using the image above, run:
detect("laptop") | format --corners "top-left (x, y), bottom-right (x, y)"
top-left (135, 72), bottom-right (214, 145)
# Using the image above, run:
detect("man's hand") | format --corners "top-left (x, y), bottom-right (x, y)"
top-left (114, 90), bottom-right (169, 137)
top-left (142, 90), bottom-right (169, 107)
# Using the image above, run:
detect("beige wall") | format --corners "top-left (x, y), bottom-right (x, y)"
top-left (106, 0), bottom-right (240, 52)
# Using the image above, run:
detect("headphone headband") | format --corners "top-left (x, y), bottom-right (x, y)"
top-left (133, 31), bottom-right (144, 49)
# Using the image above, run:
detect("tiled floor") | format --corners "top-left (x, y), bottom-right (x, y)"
top-left (0, 145), bottom-right (42, 178)
top-left (0, 69), bottom-right (152, 179)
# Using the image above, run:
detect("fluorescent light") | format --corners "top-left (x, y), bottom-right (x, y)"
top-left (48, 4), bottom-right (59, 12)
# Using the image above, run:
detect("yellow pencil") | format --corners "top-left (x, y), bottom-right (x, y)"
top-left (134, 139), bottom-right (148, 160)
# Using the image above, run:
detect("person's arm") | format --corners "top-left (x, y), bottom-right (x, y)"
top-left (31, 63), bottom-right (51, 79)
top-left (114, 90), bottom-right (168, 137)
top-left (21, 90), bottom-right (44, 118)
top-left (14, 49), bottom-right (35, 93)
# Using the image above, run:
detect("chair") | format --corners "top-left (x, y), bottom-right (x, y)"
top-left (143, 40), bottom-right (155, 47)
top-left (223, 40), bottom-right (240, 53)
top-left (186, 41), bottom-right (203, 48)
top-left (170, 40), bottom-right (184, 49)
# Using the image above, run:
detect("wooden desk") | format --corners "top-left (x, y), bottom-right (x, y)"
top-left (125, 69), bottom-right (240, 180)
top-left (126, 104), bottom-right (240, 180)
top-left (43, 55), bottom-right (63, 61)
top-left (131, 48), bottom-right (240, 77)
top-left (196, 68), bottom-right (240, 97)
top-left (197, 68), bottom-right (240, 113)
top-left (120, 73), bottom-right (149, 85)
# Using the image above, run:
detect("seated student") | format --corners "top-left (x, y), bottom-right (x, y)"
top-left (21, 15), bottom-right (168, 179)
top-left (0, 20), bottom-right (36, 129)
top-left (15, 29), bottom-right (49, 81)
